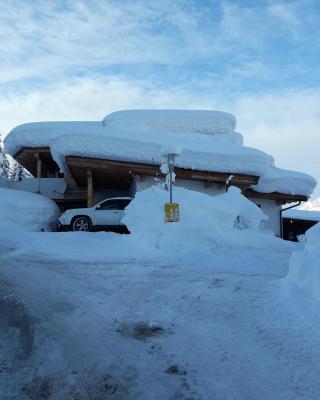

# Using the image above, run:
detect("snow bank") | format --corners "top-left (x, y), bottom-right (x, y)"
top-left (252, 167), bottom-right (316, 197)
top-left (121, 185), bottom-right (294, 276)
top-left (285, 222), bottom-right (320, 321)
top-left (0, 188), bottom-right (60, 232)
top-left (124, 186), bottom-right (266, 243)
top-left (0, 185), bottom-right (294, 276)
top-left (102, 109), bottom-right (237, 135)
top-left (119, 185), bottom-right (289, 272)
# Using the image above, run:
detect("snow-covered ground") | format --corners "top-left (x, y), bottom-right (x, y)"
top-left (0, 185), bottom-right (294, 275)
top-left (2, 250), bottom-right (320, 400)
top-left (1, 185), bottom-right (320, 399)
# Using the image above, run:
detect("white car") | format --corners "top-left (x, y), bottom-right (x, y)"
top-left (58, 197), bottom-right (132, 232)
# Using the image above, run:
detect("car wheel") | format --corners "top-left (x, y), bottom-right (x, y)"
top-left (72, 216), bottom-right (92, 232)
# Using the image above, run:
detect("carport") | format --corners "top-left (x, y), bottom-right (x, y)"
top-left (64, 155), bottom-right (260, 207)
top-left (65, 156), bottom-right (162, 207)
top-left (15, 147), bottom-right (61, 178)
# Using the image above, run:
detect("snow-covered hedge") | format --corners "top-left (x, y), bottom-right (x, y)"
top-left (0, 188), bottom-right (60, 232)
top-left (285, 222), bottom-right (320, 320)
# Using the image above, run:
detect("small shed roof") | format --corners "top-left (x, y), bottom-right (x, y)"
top-left (283, 209), bottom-right (320, 222)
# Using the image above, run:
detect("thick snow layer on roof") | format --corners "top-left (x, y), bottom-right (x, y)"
top-left (4, 113), bottom-right (242, 158)
top-left (51, 133), bottom-right (273, 177)
top-left (102, 109), bottom-right (237, 135)
top-left (252, 167), bottom-right (316, 197)
top-left (283, 209), bottom-right (320, 222)
top-left (4, 121), bottom-right (103, 156)
top-left (4, 110), bottom-right (317, 197)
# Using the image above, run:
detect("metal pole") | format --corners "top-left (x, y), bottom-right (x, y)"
top-left (169, 164), bottom-right (173, 203)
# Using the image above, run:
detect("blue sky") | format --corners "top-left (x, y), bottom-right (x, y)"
top-left (1, 0), bottom-right (320, 196)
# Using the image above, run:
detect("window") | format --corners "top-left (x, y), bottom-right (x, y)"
top-left (118, 199), bottom-right (131, 210)
top-left (98, 200), bottom-right (122, 210)
top-left (97, 199), bottom-right (131, 210)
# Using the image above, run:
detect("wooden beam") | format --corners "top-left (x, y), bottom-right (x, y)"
top-left (66, 156), bottom-right (160, 177)
top-left (34, 152), bottom-right (42, 178)
top-left (65, 155), bottom-right (259, 185)
top-left (244, 189), bottom-right (307, 203)
top-left (87, 168), bottom-right (93, 208)
top-left (17, 146), bottom-right (51, 155)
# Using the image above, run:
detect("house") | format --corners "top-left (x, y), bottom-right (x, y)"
top-left (282, 209), bottom-right (320, 241)
top-left (4, 110), bottom-right (316, 236)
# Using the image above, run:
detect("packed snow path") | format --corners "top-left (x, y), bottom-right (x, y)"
top-left (1, 257), bottom-right (320, 400)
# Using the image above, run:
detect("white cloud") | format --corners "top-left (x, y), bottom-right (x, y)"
top-left (0, 0), bottom-right (215, 83)
top-left (0, 75), bottom-right (216, 135)
top-left (232, 88), bottom-right (320, 197)
top-left (0, 0), bottom-right (316, 86)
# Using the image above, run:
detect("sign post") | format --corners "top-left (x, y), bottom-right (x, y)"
top-left (165, 203), bottom-right (180, 222)
top-left (168, 153), bottom-right (175, 203)
top-left (165, 152), bottom-right (180, 223)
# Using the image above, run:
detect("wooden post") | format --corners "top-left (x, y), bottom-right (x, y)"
top-left (34, 152), bottom-right (42, 178)
top-left (87, 168), bottom-right (93, 208)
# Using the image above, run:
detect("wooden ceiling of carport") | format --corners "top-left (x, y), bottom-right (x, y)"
top-left (65, 155), bottom-right (260, 191)
top-left (15, 147), bottom-right (59, 177)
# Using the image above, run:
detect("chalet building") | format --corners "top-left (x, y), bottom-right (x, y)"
top-left (4, 110), bottom-right (316, 237)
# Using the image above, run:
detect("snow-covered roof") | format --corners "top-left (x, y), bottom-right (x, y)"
top-left (5, 121), bottom-right (103, 156)
top-left (4, 109), bottom-right (317, 197)
top-left (251, 167), bottom-right (317, 197)
top-left (102, 109), bottom-right (237, 135)
top-left (283, 209), bottom-right (320, 222)
top-left (50, 133), bottom-right (272, 177)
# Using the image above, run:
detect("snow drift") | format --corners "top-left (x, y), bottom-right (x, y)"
top-left (119, 185), bottom-right (292, 274)
top-left (0, 185), bottom-right (293, 275)
top-left (124, 185), bottom-right (266, 243)
top-left (285, 222), bottom-right (320, 320)
top-left (0, 188), bottom-right (60, 232)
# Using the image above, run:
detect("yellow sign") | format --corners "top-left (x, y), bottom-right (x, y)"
top-left (165, 203), bottom-right (180, 222)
